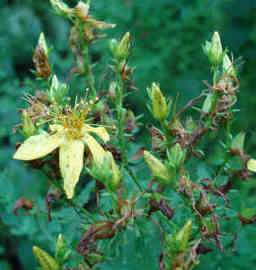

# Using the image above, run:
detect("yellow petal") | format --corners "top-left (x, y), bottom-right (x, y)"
top-left (82, 134), bottom-right (106, 164)
top-left (13, 133), bottom-right (64, 161)
top-left (247, 159), bottom-right (256, 172)
top-left (82, 124), bottom-right (110, 143)
top-left (59, 139), bottom-right (84, 199)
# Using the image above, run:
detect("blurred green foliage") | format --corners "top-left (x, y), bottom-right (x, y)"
top-left (1, 0), bottom-right (256, 269)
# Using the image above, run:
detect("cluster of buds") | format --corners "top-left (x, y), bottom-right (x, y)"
top-left (63, 0), bottom-right (115, 47)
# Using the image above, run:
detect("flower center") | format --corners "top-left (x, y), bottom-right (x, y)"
top-left (63, 113), bottom-right (84, 140)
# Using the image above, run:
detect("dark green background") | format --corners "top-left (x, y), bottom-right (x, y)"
top-left (1, 0), bottom-right (256, 269)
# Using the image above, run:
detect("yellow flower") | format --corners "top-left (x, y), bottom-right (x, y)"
top-left (13, 103), bottom-right (109, 199)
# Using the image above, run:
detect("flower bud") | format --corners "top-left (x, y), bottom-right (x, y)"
top-left (148, 83), bottom-right (169, 121)
top-left (202, 41), bottom-right (211, 56)
top-left (33, 246), bottom-right (59, 270)
top-left (109, 39), bottom-right (119, 58)
top-left (247, 159), bottom-right (256, 172)
top-left (55, 234), bottom-right (69, 263)
top-left (72, 1), bottom-right (90, 20)
top-left (116, 32), bottom-right (131, 61)
top-left (203, 32), bottom-right (224, 66)
top-left (176, 219), bottom-right (192, 250)
top-left (144, 150), bottom-right (173, 185)
top-left (38, 32), bottom-right (49, 55)
top-left (210, 31), bottom-right (223, 66)
top-left (48, 75), bottom-right (68, 104)
top-left (88, 151), bottom-right (120, 192)
top-left (49, 0), bottom-right (71, 16)
top-left (231, 132), bottom-right (245, 152)
top-left (223, 54), bottom-right (236, 76)
top-left (167, 143), bottom-right (185, 169)
top-left (33, 33), bottom-right (51, 79)
top-left (21, 110), bottom-right (36, 138)
top-left (202, 93), bottom-right (214, 114)
top-left (109, 152), bottom-right (121, 191)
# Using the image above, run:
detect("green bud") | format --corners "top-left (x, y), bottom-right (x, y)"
top-left (176, 219), bottom-right (192, 250)
top-left (55, 234), bottom-right (69, 263)
top-left (33, 246), bottom-right (59, 270)
top-left (223, 54), bottom-right (236, 76)
top-left (203, 32), bottom-right (224, 66)
top-left (202, 40), bottom-right (211, 56)
top-left (21, 110), bottom-right (36, 138)
top-left (49, 0), bottom-right (71, 16)
top-left (116, 32), bottom-right (131, 61)
top-left (38, 32), bottom-right (48, 55)
top-left (48, 75), bottom-right (68, 104)
top-left (167, 143), bottom-right (185, 169)
top-left (144, 151), bottom-right (173, 185)
top-left (148, 83), bottom-right (169, 121)
top-left (165, 233), bottom-right (179, 255)
top-left (109, 152), bottom-right (121, 191)
top-left (109, 39), bottom-right (119, 58)
top-left (88, 152), bottom-right (120, 192)
top-left (72, 1), bottom-right (90, 20)
top-left (51, 75), bottom-right (59, 92)
top-left (210, 32), bottom-right (223, 65)
top-left (202, 93), bottom-right (214, 114)
top-left (247, 159), bottom-right (256, 172)
top-left (231, 132), bottom-right (245, 152)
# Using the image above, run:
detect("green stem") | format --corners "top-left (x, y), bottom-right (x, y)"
top-left (204, 66), bottom-right (220, 129)
top-left (83, 45), bottom-right (97, 98)
top-left (79, 23), bottom-right (97, 98)
top-left (215, 117), bottom-right (232, 180)
top-left (115, 62), bottom-right (142, 191)
top-left (116, 66), bottom-right (126, 167)
top-left (160, 119), bottom-right (172, 148)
